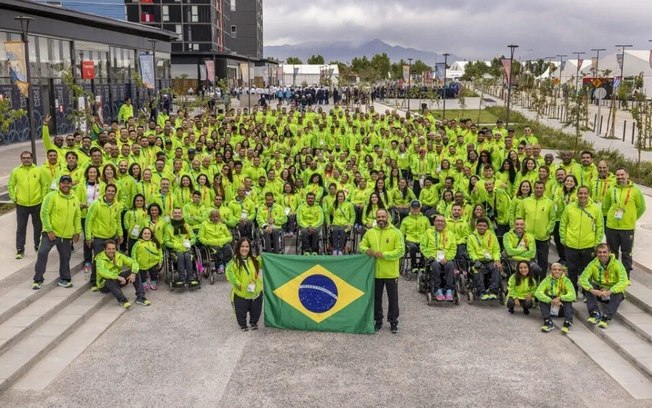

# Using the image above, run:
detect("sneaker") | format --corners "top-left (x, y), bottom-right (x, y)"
top-left (32, 281), bottom-right (43, 290)
top-left (390, 323), bottom-right (399, 334)
top-left (332, 250), bottom-right (338, 256)
top-left (34, 245), bottom-right (39, 252)
top-left (587, 311), bottom-right (601, 324)
top-left (541, 320), bottom-right (554, 333)
top-left (480, 292), bottom-right (491, 301)
top-left (82, 263), bottom-right (92, 275)
top-left (312, 252), bottom-right (319, 256)
top-left (150, 280), bottom-right (158, 290)
top-left (598, 316), bottom-right (610, 329)
top-left (487, 292), bottom-right (498, 300)
top-left (374, 321), bottom-right (382, 332)
top-left (174, 280), bottom-right (185, 288)
top-left (435, 289), bottom-right (445, 302)
top-left (57, 280), bottom-right (73, 288)
top-left (507, 307), bottom-right (515, 314)
top-left (120, 301), bottom-right (131, 309)
top-left (189, 280), bottom-right (200, 289)
top-left (445, 290), bottom-right (454, 302)
top-left (241, 326), bottom-right (249, 332)
top-left (91, 285), bottom-right (99, 292)
top-left (135, 298), bottom-right (152, 306)
top-left (217, 265), bottom-right (225, 274)
top-left (561, 320), bottom-right (572, 334)
top-left (250, 324), bottom-right (258, 330)
top-left (523, 308), bottom-right (530, 316)
top-left (16, 252), bottom-right (24, 259)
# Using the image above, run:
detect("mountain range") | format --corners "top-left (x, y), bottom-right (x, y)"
top-left (263, 39), bottom-right (460, 67)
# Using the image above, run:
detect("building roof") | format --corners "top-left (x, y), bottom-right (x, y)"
top-left (3, 0), bottom-right (178, 41)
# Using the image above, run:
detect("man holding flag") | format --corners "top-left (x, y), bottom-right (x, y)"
top-left (359, 208), bottom-right (405, 334)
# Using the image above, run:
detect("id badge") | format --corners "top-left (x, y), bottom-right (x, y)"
top-left (550, 304), bottom-right (560, 317)
top-left (164, 215), bottom-right (171, 223)
top-left (241, 210), bottom-right (248, 220)
top-left (614, 209), bottom-right (624, 220)
top-left (484, 251), bottom-right (491, 260)
top-left (247, 282), bottom-right (256, 293)
top-left (284, 207), bottom-right (291, 216)
top-left (50, 180), bottom-right (58, 190)
top-left (183, 239), bottom-right (191, 249)
top-left (130, 224), bottom-right (140, 238)
top-left (437, 250), bottom-right (445, 262)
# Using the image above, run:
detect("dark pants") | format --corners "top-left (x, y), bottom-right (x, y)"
top-left (374, 278), bottom-right (399, 324)
top-left (605, 228), bottom-right (634, 275)
top-left (496, 224), bottom-right (509, 251)
top-left (233, 293), bottom-right (262, 328)
top-left (33, 233), bottom-right (72, 283)
top-left (263, 228), bottom-right (283, 253)
top-left (237, 221), bottom-right (254, 240)
top-left (431, 261), bottom-right (455, 292)
top-left (455, 244), bottom-right (469, 271)
top-left (566, 247), bottom-right (594, 292)
top-left (552, 222), bottom-right (566, 263)
top-left (176, 251), bottom-right (195, 281)
top-left (412, 179), bottom-right (422, 199)
top-left (16, 203), bottom-right (42, 253)
top-left (284, 214), bottom-right (297, 234)
top-left (540, 301), bottom-right (573, 322)
top-left (406, 242), bottom-right (422, 269)
top-left (585, 290), bottom-right (624, 319)
top-left (473, 261), bottom-right (500, 294)
top-left (140, 265), bottom-right (159, 283)
top-left (100, 270), bottom-right (145, 303)
top-left (81, 218), bottom-right (93, 264)
top-left (300, 228), bottom-right (320, 253)
top-left (535, 239), bottom-right (550, 276)
top-left (506, 298), bottom-right (533, 312)
top-left (211, 244), bottom-right (233, 266)
top-left (90, 237), bottom-right (111, 286)
top-left (331, 226), bottom-right (347, 252)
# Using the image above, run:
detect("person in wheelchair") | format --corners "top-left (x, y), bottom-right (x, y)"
top-left (502, 218), bottom-right (543, 282)
top-left (329, 190), bottom-right (356, 256)
top-left (448, 203), bottom-right (471, 271)
top-left (228, 186), bottom-right (257, 240)
top-left (296, 192), bottom-right (324, 255)
top-left (421, 215), bottom-right (457, 303)
top-left (257, 192), bottom-right (288, 254)
top-left (198, 209), bottom-right (234, 274)
top-left (400, 200), bottom-right (430, 274)
top-left (165, 207), bottom-right (200, 289)
top-left (468, 217), bottom-right (503, 300)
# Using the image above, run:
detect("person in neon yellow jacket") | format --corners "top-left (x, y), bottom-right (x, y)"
top-left (9, 150), bottom-right (45, 258)
top-left (536, 263), bottom-right (576, 334)
top-left (257, 192), bottom-right (288, 254)
top-left (124, 194), bottom-right (148, 252)
top-left (165, 207), bottom-right (199, 289)
top-left (97, 239), bottom-right (150, 308)
top-left (506, 261), bottom-right (537, 315)
top-left (183, 191), bottom-right (208, 233)
top-left (296, 192), bottom-right (324, 254)
top-left (579, 244), bottom-right (629, 329)
top-left (420, 215), bottom-right (457, 303)
top-left (359, 208), bottom-right (405, 334)
top-left (329, 190), bottom-right (356, 255)
top-left (117, 97), bottom-right (134, 124)
top-left (130, 227), bottom-right (163, 291)
top-left (503, 218), bottom-right (543, 282)
top-left (225, 237), bottom-right (263, 331)
top-left (400, 200), bottom-right (430, 274)
top-left (198, 209), bottom-right (233, 273)
top-left (228, 185), bottom-right (257, 240)
top-left (518, 181), bottom-right (556, 277)
top-left (467, 218), bottom-right (502, 301)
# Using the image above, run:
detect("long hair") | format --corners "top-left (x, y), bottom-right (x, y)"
top-left (233, 237), bottom-right (260, 272)
top-left (139, 227), bottom-right (161, 248)
top-left (514, 261), bottom-right (534, 286)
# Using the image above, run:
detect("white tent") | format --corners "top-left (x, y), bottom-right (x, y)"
top-left (592, 50), bottom-right (652, 96)
top-left (559, 59), bottom-right (593, 84)
top-left (279, 64), bottom-right (340, 87)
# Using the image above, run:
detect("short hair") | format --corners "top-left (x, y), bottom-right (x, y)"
top-left (476, 217), bottom-right (489, 226)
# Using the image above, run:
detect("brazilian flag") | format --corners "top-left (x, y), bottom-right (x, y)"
top-left (263, 253), bottom-right (375, 334)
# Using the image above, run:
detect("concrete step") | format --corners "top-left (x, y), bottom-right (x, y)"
top-left (564, 318), bottom-right (652, 400)
top-left (575, 306), bottom-right (652, 381)
top-left (627, 279), bottom-right (652, 315)
top-left (616, 301), bottom-right (652, 344)
top-left (0, 272), bottom-right (90, 356)
top-left (11, 303), bottom-right (126, 392)
top-left (0, 290), bottom-right (111, 393)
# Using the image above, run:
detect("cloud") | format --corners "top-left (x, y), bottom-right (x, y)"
top-left (263, 0), bottom-right (652, 59)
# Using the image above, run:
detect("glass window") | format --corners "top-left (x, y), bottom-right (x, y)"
top-left (231, 0), bottom-right (236, 11)
top-left (0, 32), bottom-right (7, 77)
top-left (192, 6), bottom-right (199, 22)
top-left (162, 6), bottom-right (169, 22)
top-left (231, 25), bottom-right (237, 39)
top-left (38, 36), bottom-right (50, 78)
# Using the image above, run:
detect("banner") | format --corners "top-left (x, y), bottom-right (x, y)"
top-left (435, 62), bottom-right (446, 80)
top-left (501, 58), bottom-right (512, 82)
top-left (616, 53), bottom-right (623, 70)
top-left (263, 254), bottom-right (375, 334)
top-left (577, 58), bottom-right (584, 69)
top-left (613, 76), bottom-right (621, 90)
top-left (5, 41), bottom-right (29, 97)
top-left (139, 54), bottom-right (155, 89)
top-left (82, 60), bottom-right (95, 80)
top-left (649, 50), bottom-right (652, 69)
top-left (205, 60), bottom-right (215, 83)
top-left (403, 64), bottom-right (410, 82)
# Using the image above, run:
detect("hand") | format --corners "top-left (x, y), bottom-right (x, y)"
top-left (590, 289), bottom-right (601, 297)
top-left (47, 231), bottom-right (56, 242)
top-left (43, 114), bottom-right (51, 125)
top-left (601, 290), bottom-right (612, 298)
top-left (118, 276), bottom-right (126, 285)
top-left (374, 251), bottom-right (384, 259)
top-left (525, 294), bottom-right (532, 302)
top-left (366, 249), bottom-right (375, 257)
top-left (514, 299), bottom-right (521, 307)
top-left (265, 226), bottom-right (272, 234)
top-left (127, 273), bottom-right (136, 284)
top-left (440, 258), bottom-right (448, 265)
top-left (85, 239), bottom-right (92, 247)
top-left (494, 261), bottom-right (503, 271)
top-left (308, 227), bottom-right (314, 234)
top-left (73, 233), bottom-right (80, 243)
top-left (552, 297), bottom-right (561, 306)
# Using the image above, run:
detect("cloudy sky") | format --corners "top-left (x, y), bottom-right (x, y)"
top-left (263, 0), bottom-right (652, 59)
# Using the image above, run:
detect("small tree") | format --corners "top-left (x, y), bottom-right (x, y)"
top-left (0, 95), bottom-right (26, 139)
top-left (307, 54), bottom-right (325, 65)
top-left (61, 68), bottom-right (95, 133)
top-left (630, 73), bottom-right (649, 165)
top-left (286, 56), bottom-right (302, 65)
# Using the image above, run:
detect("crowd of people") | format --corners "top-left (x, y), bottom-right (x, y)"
top-left (7, 98), bottom-right (644, 332)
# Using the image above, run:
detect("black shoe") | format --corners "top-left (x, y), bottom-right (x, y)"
top-left (390, 323), bottom-right (399, 334)
top-left (374, 321), bottom-right (382, 332)
top-left (507, 307), bottom-right (514, 314)
top-left (523, 308), bottom-right (530, 316)
top-left (250, 324), bottom-right (258, 330)
top-left (174, 280), bottom-right (185, 288)
top-left (241, 326), bottom-right (249, 332)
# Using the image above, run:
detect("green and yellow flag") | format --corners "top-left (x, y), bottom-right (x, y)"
top-left (263, 254), bottom-right (375, 334)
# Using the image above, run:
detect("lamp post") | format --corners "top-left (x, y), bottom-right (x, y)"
top-left (442, 53), bottom-right (450, 119)
top-left (591, 48), bottom-right (606, 136)
top-left (148, 39), bottom-right (157, 93)
top-left (505, 44), bottom-right (518, 128)
top-left (247, 55), bottom-right (252, 109)
top-left (407, 58), bottom-right (412, 112)
top-left (572, 51), bottom-right (585, 94)
top-left (608, 44), bottom-right (632, 138)
top-left (556, 54), bottom-right (567, 97)
top-left (14, 16), bottom-right (37, 164)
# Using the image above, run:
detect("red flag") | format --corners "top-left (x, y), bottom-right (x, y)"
top-left (501, 58), bottom-right (512, 82)
top-left (81, 61), bottom-right (95, 79)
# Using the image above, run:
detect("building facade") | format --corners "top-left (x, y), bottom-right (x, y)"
top-left (227, 0), bottom-right (263, 59)
top-left (34, 0), bottom-right (127, 20)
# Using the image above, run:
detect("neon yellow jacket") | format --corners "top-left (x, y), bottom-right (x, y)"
top-left (447, 217), bottom-right (470, 245)
top-left (467, 230), bottom-right (500, 262)
top-left (503, 230), bottom-right (536, 261)
top-left (40, 189), bottom-right (82, 239)
top-left (535, 274), bottom-right (576, 303)
top-left (256, 203), bottom-right (288, 229)
top-left (400, 213), bottom-right (430, 243)
top-left (124, 208), bottom-right (148, 239)
top-left (579, 254), bottom-right (629, 293)
top-left (95, 251), bottom-right (139, 289)
top-left (518, 196), bottom-right (555, 241)
top-left (183, 201), bottom-right (208, 230)
top-left (165, 222), bottom-right (196, 252)
top-left (330, 201), bottom-right (356, 227)
top-left (297, 203), bottom-right (324, 228)
top-left (198, 219), bottom-right (232, 247)
top-left (9, 164), bottom-right (44, 206)
top-left (85, 197), bottom-right (122, 240)
top-left (603, 181), bottom-right (646, 230)
top-left (359, 225), bottom-right (405, 279)
top-left (419, 227), bottom-right (457, 261)
top-left (226, 257), bottom-right (263, 299)
top-left (506, 274), bottom-right (537, 300)
top-left (130, 239), bottom-right (162, 270)
top-left (560, 201), bottom-right (604, 250)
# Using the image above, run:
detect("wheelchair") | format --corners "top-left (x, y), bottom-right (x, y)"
top-left (325, 225), bottom-right (358, 255)
top-left (295, 225), bottom-right (327, 255)
top-left (465, 258), bottom-right (508, 305)
top-left (162, 247), bottom-right (202, 291)
top-left (400, 242), bottom-right (425, 281)
top-left (259, 225), bottom-right (286, 254)
top-left (416, 258), bottom-right (461, 305)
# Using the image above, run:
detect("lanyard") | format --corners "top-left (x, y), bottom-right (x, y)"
top-left (435, 230), bottom-right (447, 248)
top-left (614, 187), bottom-right (632, 208)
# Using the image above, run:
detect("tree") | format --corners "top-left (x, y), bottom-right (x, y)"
top-left (461, 61), bottom-right (490, 81)
top-left (307, 54), bottom-right (325, 65)
top-left (286, 56), bottom-right (302, 64)
top-left (370, 53), bottom-right (391, 81)
top-left (0, 95), bottom-right (26, 137)
top-left (61, 67), bottom-right (95, 132)
top-left (411, 59), bottom-right (431, 76)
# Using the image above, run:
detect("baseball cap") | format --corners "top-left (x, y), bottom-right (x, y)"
top-left (410, 199), bottom-right (421, 208)
top-left (188, 148), bottom-right (196, 154)
top-left (59, 175), bottom-right (72, 183)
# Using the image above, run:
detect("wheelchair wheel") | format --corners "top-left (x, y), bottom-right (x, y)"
top-left (209, 270), bottom-right (216, 285)
top-left (467, 290), bottom-right (475, 304)
top-left (456, 270), bottom-right (468, 295)
top-left (163, 252), bottom-right (174, 291)
top-left (416, 268), bottom-right (427, 293)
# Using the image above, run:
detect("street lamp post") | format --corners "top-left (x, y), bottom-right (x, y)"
top-left (442, 53), bottom-right (450, 119)
top-left (407, 58), bottom-right (412, 112)
top-left (505, 44), bottom-right (519, 128)
top-left (148, 39), bottom-right (157, 93)
top-left (556, 54), bottom-right (567, 97)
top-left (609, 44), bottom-right (632, 138)
top-left (572, 51), bottom-right (585, 94)
top-left (247, 56), bottom-right (252, 109)
top-left (591, 48), bottom-right (606, 136)
top-left (14, 16), bottom-right (37, 164)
